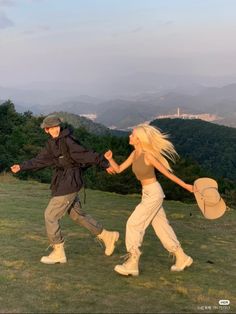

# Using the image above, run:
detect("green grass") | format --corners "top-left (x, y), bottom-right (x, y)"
top-left (0, 173), bottom-right (235, 313)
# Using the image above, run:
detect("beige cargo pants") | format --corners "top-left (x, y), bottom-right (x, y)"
top-left (126, 181), bottom-right (180, 253)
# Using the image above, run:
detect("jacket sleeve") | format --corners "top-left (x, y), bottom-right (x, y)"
top-left (20, 146), bottom-right (54, 171)
top-left (66, 137), bottom-right (109, 169)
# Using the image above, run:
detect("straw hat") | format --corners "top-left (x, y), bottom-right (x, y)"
top-left (194, 178), bottom-right (226, 219)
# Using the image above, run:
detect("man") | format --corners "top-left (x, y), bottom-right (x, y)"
top-left (11, 115), bottom-right (119, 264)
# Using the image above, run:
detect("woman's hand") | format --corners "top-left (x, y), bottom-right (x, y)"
top-left (104, 150), bottom-right (113, 161)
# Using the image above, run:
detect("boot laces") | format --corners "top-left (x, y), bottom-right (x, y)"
top-left (95, 236), bottom-right (104, 249)
top-left (45, 241), bottom-right (65, 251)
top-left (119, 252), bottom-right (132, 264)
top-left (169, 252), bottom-right (176, 262)
top-left (45, 244), bottom-right (53, 252)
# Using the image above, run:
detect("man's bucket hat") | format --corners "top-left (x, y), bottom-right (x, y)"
top-left (194, 178), bottom-right (226, 219)
top-left (40, 115), bottom-right (62, 129)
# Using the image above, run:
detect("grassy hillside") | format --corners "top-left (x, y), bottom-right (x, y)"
top-left (0, 174), bottom-right (235, 313)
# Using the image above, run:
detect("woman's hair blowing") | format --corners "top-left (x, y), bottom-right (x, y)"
top-left (134, 124), bottom-right (179, 172)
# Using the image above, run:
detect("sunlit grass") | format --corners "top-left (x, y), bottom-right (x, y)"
top-left (0, 173), bottom-right (235, 313)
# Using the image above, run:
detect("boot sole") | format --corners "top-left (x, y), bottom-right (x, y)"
top-left (114, 265), bottom-right (139, 276)
top-left (40, 258), bottom-right (67, 264)
top-left (105, 232), bottom-right (120, 256)
top-left (171, 256), bottom-right (193, 272)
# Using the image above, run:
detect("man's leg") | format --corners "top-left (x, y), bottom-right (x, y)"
top-left (68, 197), bottom-right (119, 256)
top-left (41, 192), bottom-right (77, 264)
top-left (68, 197), bottom-right (103, 235)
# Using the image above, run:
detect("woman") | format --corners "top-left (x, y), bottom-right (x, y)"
top-left (104, 124), bottom-right (194, 276)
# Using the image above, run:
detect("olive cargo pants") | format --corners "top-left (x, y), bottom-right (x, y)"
top-left (44, 192), bottom-right (103, 244)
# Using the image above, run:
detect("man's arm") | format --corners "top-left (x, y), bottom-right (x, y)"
top-left (67, 137), bottom-right (109, 169)
top-left (11, 146), bottom-right (54, 173)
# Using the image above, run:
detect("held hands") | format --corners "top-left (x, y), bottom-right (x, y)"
top-left (106, 166), bottom-right (116, 175)
top-left (11, 164), bottom-right (21, 173)
top-left (105, 150), bottom-right (116, 174)
top-left (104, 150), bottom-right (119, 174)
top-left (104, 150), bottom-right (113, 161)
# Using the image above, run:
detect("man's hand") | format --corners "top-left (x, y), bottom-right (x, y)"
top-left (11, 164), bottom-right (21, 173)
top-left (106, 166), bottom-right (116, 175)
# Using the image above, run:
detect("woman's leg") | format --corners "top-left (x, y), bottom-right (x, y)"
top-left (125, 197), bottom-right (163, 252)
top-left (115, 183), bottom-right (163, 276)
top-left (151, 205), bottom-right (193, 271)
top-left (125, 181), bottom-right (165, 252)
top-left (151, 206), bottom-right (180, 253)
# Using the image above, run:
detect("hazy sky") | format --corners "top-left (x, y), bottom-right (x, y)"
top-left (0, 0), bottom-right (236, 95)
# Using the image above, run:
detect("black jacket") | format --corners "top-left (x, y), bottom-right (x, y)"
top-left (20, 128), bottom-right (109, 196)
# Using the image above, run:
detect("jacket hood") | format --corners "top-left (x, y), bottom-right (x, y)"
top-left (48, 128), bottom-right (71, 145)
top-left (58, 128), bottom-right (71, 138)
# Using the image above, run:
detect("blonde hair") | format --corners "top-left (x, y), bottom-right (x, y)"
top-left (134, 124), bottom-right (179, 172)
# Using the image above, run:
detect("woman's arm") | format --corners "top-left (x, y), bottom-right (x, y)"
top-left (145, 153), bottom-right (194, 193)
top-left (104, 150), bottom-right (135, 173)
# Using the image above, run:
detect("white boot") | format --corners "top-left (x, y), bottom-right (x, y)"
top-left (97, 229), bottom-right (119, 256)
top-left (171, 247), bottom-right (193, 271)
top-left (40, 242), bottom-right (67, 264)
top-left (114, 248), bottom-right (141, 276)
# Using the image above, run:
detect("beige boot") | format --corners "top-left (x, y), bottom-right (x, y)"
top-left (97, 229), bottom-right (119, 256)
top-left (171, 247), bottom-right (193, 271)
top-left (40, 242), bottom-right (67, 264)
top-left (114, 248), bottom-right (141, 276)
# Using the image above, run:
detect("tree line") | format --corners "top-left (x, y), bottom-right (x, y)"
top-left (0, 100), bottom-right (235, 206)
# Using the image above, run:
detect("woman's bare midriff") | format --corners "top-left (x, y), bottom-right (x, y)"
top-left (140, 177), bottom-right (157, 186)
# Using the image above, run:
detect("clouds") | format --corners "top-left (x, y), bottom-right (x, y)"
top-left (1, 0), bottom-right (236, 93)
top-left (0, 0), bottom-right (16, 7)
top-left (22, 24), bottom-right (51, 35)
top-left (0, 11), bottom-right (14, 28)
top-left (0, 0), bottom-right (15, 29)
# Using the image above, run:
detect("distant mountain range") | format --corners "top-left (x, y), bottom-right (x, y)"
top-left (95, 84), bottom-right (236, 129)
top-left (96, 84), bottom-right (236, 129)
top-left (52, 111), bottom-right (110, 135)
top-left (1, 83), bottom-right (236, 129)
top-left (48, 111), bottom-right (126, 137)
